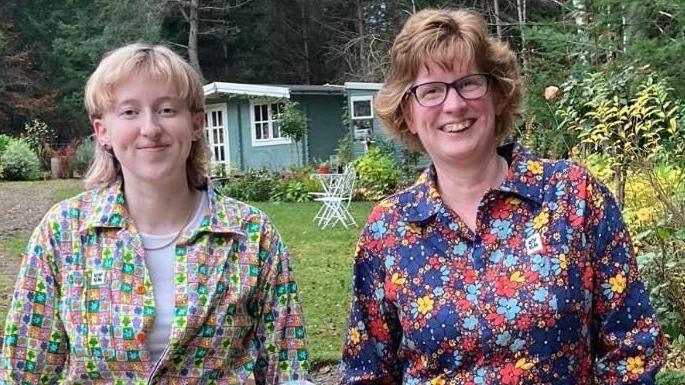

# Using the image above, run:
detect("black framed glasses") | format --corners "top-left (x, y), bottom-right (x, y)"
top-left (408, 73), bottom-right (493, 107)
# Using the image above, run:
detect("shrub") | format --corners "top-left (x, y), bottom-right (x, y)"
top-left (1, 139), bottom-right (41, 181)
top-left (0, 134), bottom-right (12, 155)
top-left (72, 136), bottom-right (95, 176)
top-left (21, 119), bottom-right (55, 167)
top-left (656, 370), bottom-right (685, 385)
top-left (352, 146), bottom-right (398, 201)
top-left (215, 169), bottom-right (276, 202)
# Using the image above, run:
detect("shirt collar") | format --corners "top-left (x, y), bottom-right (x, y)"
top-left (399, 142), bottom-right (546, 224)
top-left (80, 179), bottom-right (245, 236)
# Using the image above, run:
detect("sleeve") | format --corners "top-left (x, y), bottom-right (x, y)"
top-left (252, 217), bottom-right (310, 385)
top-left (341, 216), bottom-right (403, 385)
top-left (584, 176), bottom-right (665, 384)
top-left (0, 216), bottom-right (68, 384)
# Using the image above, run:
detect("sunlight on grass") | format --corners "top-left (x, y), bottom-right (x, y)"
top-left (252, 201), bottom-right (374, 363)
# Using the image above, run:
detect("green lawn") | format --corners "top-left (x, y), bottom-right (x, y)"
top-left (0, 180), bottom-right (372, 364)
top-left (252, 201), bottom-right (374, 363)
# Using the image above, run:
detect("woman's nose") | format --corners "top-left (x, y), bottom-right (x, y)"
top-left (442, 86), bottom-right (468, 111)
top-left (140, 111), bottom-right (162, 137)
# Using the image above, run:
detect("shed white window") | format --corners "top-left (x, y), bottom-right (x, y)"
top-left (350, 95), bottom-right (373, 140)
top-left (250, 101), bottom-right (291, 146)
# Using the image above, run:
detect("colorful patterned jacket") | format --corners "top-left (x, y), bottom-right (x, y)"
top-left (1, 181), bottom-right (309, 384)
top-left (341, 143), bottom-right (664, 385)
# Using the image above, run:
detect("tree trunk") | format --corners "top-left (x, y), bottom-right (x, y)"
top-left (301, 1), bottom-right (311, 84)
top-left (187, 0), bottom-right (205, 82)
top-left (572, 0), bottom-right (588, 64)
top-left (493, 0), bottom-right (503, 40)
top-left (516, 0), bottom-right (527, 70)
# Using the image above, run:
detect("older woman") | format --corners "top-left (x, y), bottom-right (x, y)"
top-left (1, 44), bottom-right (310, 384)
top-left (341, 9), bottom-right (664, 385)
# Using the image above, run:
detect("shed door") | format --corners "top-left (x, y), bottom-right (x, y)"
top-left (204, 104), bottom-right (229, 167)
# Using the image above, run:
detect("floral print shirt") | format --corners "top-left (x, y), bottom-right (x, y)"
top-left (341, 143), bottom-right (664, 385)
top-left (1, 181), bottom-right (309, 385)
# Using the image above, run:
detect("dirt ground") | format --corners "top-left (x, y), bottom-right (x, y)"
top-left (0, 179), bottom-right (342, 384)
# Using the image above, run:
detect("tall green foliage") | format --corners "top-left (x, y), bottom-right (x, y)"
top-left (556, 66), bottom-right (683, 206)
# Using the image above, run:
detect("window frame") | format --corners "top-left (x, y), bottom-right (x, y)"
top-left (350, 95), bottom-right (374, 140)
top-left (250, 99), bottom-right (292, 147)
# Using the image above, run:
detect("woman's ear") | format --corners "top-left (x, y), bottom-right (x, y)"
top-left (92, 118), bottom-right (110, 147)
top-left (191, 111), bottom-right (205, 141)
top-left (402, 99), bottom-right (417, 134)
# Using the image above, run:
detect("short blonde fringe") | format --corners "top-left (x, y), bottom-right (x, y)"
top-left (83, 43), bottom-right (209, 190)
top-left (374, 8), bottom-right (523, 151)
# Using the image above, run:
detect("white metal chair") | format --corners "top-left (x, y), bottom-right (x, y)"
top-left (313, 165), bottom-right (357, 229)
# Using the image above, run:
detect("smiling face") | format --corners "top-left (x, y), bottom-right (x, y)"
top-left (404, 61), bottom-right (501, 168)
top-left (92, 73), bottom-right (204, 187)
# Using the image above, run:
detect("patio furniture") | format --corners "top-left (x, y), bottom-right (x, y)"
top-left (309, 165), bottom-right (357, 229)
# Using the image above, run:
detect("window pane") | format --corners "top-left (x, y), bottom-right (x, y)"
top-left (204, 113), bottom-right (208, 127)
top-left (255, 123), bottom-right (262, 139)
top-left (353, 119), bottom-right (373, 131)
top-left (217, 111), bottom-right (223, 126)
top-left (273, 122), bottom-right (281, 138)
top-left (211, 111), bottom-right (217, 127)
top-left (261, 105), bottom-right (268, 121)
top-left (352, 100), bottom-right (372, 117)
top-left (219, 147), bottom-right (225, 162)
top-left (218, 128), bottom-right (224, 143)
top-left (213, 129), bottom-right (218, 143)
top-left (263, 124), bottom-right (270, 139)
top-left (214, 147), bottom-right (219, 160)
top-left (254, 105), bottom-right (261, 121)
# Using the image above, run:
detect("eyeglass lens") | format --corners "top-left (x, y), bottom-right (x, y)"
top-left (414, 74), bottom-right (489, 106)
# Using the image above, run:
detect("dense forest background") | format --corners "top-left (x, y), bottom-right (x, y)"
top-left (1, 0), bottom-right (684, 158)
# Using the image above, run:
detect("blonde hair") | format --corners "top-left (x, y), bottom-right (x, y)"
top-left (375, 8), bottom-right (523, 151)
top-left (83, 43), bottom-right (209, 189)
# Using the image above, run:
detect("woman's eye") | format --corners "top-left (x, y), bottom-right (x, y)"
top-left (160, 107), bottom-right (176, 115)
top-left (120, 109), bottom-right (137, 116)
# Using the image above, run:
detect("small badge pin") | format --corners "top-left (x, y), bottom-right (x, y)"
top-left (90, 269), bottom-right (106, 286)
top-left (525, 233), bottom-right (543, 255)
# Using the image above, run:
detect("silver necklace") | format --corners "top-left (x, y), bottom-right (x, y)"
top-left (142, 195), bottom-right (198, 251)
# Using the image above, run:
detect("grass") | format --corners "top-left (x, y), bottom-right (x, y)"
top-left (251, 201), bottom-right (374, 363)
top-left (0, 180), bottom-right (373, 364)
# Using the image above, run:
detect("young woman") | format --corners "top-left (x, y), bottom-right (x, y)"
top-left (1, 43), bottom-right (310, 385)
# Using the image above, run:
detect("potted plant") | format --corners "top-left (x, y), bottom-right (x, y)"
top-left (49, 139), bottom-right (79, 179)
top-left (318, 161), bottom-right (330, 174)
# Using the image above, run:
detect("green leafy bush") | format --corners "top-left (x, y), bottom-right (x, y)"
top-left (1, 139), bottom-right (41, 181)
top-left (72, 136), bottom-right (95, 176)
top-left (21, 119), bottom-right (55, 167)
top-left (215, 169), bottom-right (275, 201)
top-left (352, 146), bottom-right (398, 201)
top-left (272, 180), bottom-right (310, 202)
top-left (0, 134), bottom-right (12, 155)
top-left (656, 370), bottom-right (685, 385)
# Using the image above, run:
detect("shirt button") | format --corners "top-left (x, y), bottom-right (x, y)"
top-left (136, 285), bottom-right (146, 294)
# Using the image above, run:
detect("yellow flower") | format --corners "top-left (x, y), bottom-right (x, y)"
top-left (391, 273), bottom-right (406, 286)
top-left (350, 328), bottom-right (361, 344)
top-left (558, 254), bottom-right (568, 269)
top-left (533, 211), bottom-right (549, 230)
top-left (609, 273), bottom-right (627, 294)
top-left (515, 358), bottom-right (535, 370)
top-left (636, 208), bottom-right (654, 224)
top-left (527, 160), bottom-right (543, 175)
top-left (627, 356), bottom-right (644, 375)
top-left (430, 376), bottom-right (445, 385)
top-left (417, 296), bottom-right (434, 315)
top-left (510, 271), bottom-right (525, 283)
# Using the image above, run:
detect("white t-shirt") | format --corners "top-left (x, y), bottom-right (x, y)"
top-left (139, 191), bottom-right (207, 363)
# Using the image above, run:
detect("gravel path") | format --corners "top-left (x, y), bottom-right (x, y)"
top-left (0, 179), bottom-right (342, 384)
